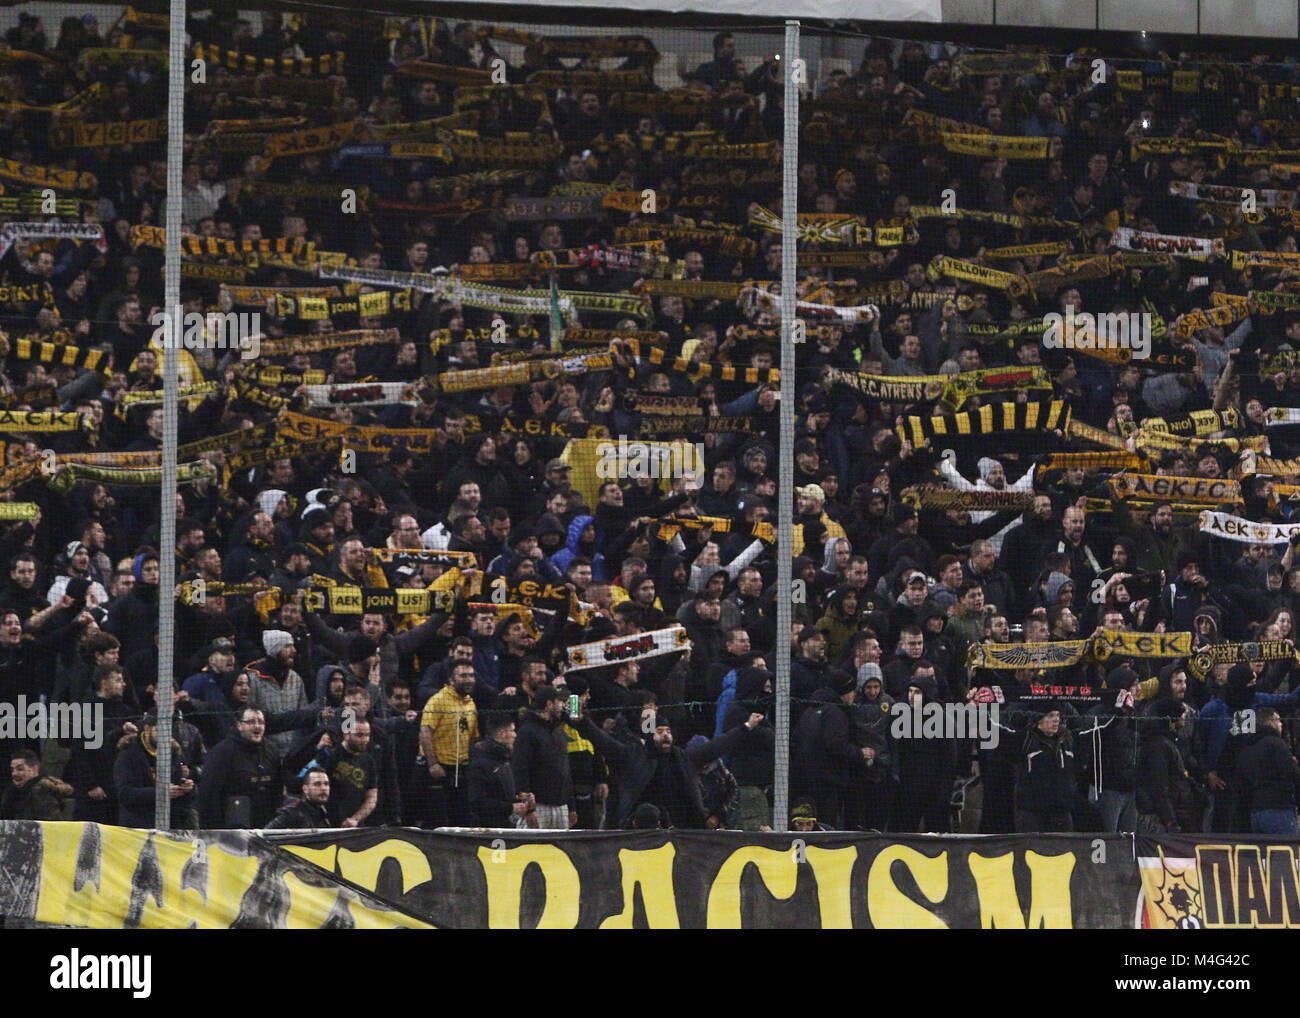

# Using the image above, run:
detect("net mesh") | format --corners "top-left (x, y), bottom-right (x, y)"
top-left (0, 3), bottom-right (1294, 838)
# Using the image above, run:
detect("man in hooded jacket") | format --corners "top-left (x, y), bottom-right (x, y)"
top-left (792, 670), bottom-right (871, 830)
top-left (1200, 661), bottom-right (1300, 833)
top-left (1135, 697), bottom-right (1200, 834)
top-left (572, 706), bottom-right (763, 829)
top-left (721, 666), bottom-right (775, 829)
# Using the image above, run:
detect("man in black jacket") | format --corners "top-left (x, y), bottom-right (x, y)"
top-left (792, 671), bottom-right (872, 830)
top-left (1235, 705), bottom-right (1300, 835)
top-left (511, 686), bottom-right (574, 829)
top-left (721, 667), bottom-right (775, 830)
top-left (1135, 698), bottom-right (1199, 834)
top-left (266, 768), bottom-right (333, 830)
top-left (197, 706), bottom-right (283, 828)
top-left (572, 707), bottom-right (764, 829)
top-left (66, 663), bottom-right (134, 824)
top-left (466, 709), bottom-right (535, 828)
top-left (2, 749), bottom-right (72, 820)
top-left (113, 714), bottom-right (195, 827)
top-left (1015, 702), bottom-right (1077, 833)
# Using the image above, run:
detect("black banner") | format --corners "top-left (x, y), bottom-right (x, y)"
top-left (260, 829), bottom-right (1136, 928)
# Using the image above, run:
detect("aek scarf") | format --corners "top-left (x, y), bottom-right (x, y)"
top-left (564, 624), bottom-right (691, 672)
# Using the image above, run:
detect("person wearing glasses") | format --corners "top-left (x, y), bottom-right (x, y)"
top-left (197, 706), bottom-right (283, 828)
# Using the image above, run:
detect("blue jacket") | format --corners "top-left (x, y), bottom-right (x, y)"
top-left (181, 669), bottom-right (226, 705)
top-left (1200, 688), bottom-right (1300, 771)
top-left (714, 668), bottom-right (739, 738)
top-left (550, 514), bottom-right (606, 579)
top-left (473, 632), bottom-right (500, 692)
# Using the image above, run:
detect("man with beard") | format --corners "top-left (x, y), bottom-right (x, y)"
top-left (246, 630), bottom-right (309, 758)
top-left (1163, 549), bottom-right (1211, 633)
top-left (3, 749), bottom-right (73, 821)
top-left (496, 609), bottom-right (566, 692)
top-left (266, 767), bottom-right (333, 829)
top-left (418, 659), bottom-right (479, 827)
top-left (511, 685), bottom-right (574, 829)
top-left (1043, 507), bottom-right (1103, 610)
top-left (0, 552), bottom-right (47, 623)
top-left (572, 707), bottom-right (765, 829)
top-left (680, 594), bottom-right (723, 673)
top-left (791, 626), bottom-right (831, 719)
top-left (196, 707), bottom-right (280, 828)
top-left (224, 511), bottom-right (276, 583)
top-left (322, 718), bottom-right (378, 828)
top-left (792, 483), bottom-right (846, 560)
top-left (719, 566), bottom-right (775, 655)
top-left (1121, 501), bottom-right (1189, 578)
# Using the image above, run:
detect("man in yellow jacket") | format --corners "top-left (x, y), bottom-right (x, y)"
top-left (418, 659), bottom-right (479, 828)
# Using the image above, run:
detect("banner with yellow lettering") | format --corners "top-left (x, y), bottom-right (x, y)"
top-left (0, 822), bottom-right (1156, 929)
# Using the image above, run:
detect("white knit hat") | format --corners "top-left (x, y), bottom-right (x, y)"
top-left (262, 630), bottom-right (293, 657)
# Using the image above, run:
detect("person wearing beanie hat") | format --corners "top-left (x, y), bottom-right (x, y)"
top-left (790, 801), bottom-right (825, 832)
top-left (857, 661), bottom-right (884, 690)
top-left (1135, 695), bottom-right (1199, 834)
top-left (788, 669), bottom-right (870, 829)
top-left (1015, 700), bottom-right (1077, 833)
top-left (257, 489), bottom-right (289, 521)
top-left (46, 541), bottom-right (109, 610)
top-left (244, 629), bottom-right (308, 758)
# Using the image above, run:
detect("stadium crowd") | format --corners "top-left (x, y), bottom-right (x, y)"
top-left (2, 8), bottom-right (1300, 836)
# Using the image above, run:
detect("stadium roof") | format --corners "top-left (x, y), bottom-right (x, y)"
top-left (464, 0), bottom-right (942, 21)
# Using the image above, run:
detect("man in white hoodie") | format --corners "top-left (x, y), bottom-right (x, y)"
top-left (936, 452), bottom-right (1035, 554)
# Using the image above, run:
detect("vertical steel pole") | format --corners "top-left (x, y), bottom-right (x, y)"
top-left (773, 19), bottom-right (800, 832)
top-left (155, 0), bottom-right (187, 829)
